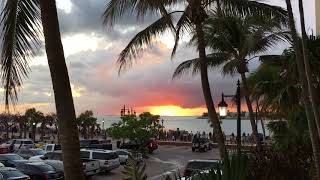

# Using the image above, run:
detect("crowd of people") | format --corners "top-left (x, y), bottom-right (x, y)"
top-left (157, 128), bottom-right (263, 145)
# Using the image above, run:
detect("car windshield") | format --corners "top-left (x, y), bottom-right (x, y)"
top-left (186, 161), bottom-right (218, 170)
top-left (23, 141), bottom-right (33, 144)
top-left (32, 164), bottom-right (55, 172)
top-left (92, 152), bottom-right (118, 160)
top-left (116, 151), bottom-right (129, 155)
top-left (46, 162), bottom-right (64, 171)
top-left (5, 155), bottom-right (23, 161)
top-left (0, 169), bottom-right (25, 178)
top-left (34, 149), bottom-right (46, 155)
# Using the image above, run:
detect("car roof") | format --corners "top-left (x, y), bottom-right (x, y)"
top-left (26, 162), bottom-right (47, 166)
top-left (0, 167), bottom-right (18, 171)
top-left (187, 159), bottom-right (219, 163)
top-left (0, 153), bottom-right (19, 156)
top-left (11, 139), bottom-right (33, 141)
top-left (81, 149), bottom-right (113, 153)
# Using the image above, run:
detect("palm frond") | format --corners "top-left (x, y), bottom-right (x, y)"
top-left (223, 0), bottom-right (288, 27)
top-left (122, 155), bottom-right (147, 180)
top-left (173, 52), bottom-right (230, 78)
top-left (171, 6), bottom-right (192, 59)
top-left (0, 0), bottom-right (41, 108)
top-left (103, 0), bottom-right (182, 27)
top-left (117, 14), bottom-right (175, 74)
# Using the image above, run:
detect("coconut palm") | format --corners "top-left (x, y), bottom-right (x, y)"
top-left (285, 0), bottom-right (320, 177)
top-left (298, 0), bottom-right (320, 137)
top-left (103, 0), bottom-right (287, 158)
top-left (247, 37), bottom-right (320, 177)
top-left (173, 10), bottom-right (289, 150)
top-left (0, 1), bottom-right (84, 179)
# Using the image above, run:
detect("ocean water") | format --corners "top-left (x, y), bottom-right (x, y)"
top-left (96, 116), bottom-right (270, 136)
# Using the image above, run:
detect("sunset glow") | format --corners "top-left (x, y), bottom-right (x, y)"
top-left (146, 105), bottom-right (207, 116)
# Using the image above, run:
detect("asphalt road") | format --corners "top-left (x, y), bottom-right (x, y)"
top-left (93, 145), bottom-right (220, 180)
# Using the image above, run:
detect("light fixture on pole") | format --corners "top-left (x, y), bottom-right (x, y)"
top-left (218, 94), bottom-right (228, 117)
top-left (102, 119), bottom-right (105, 130)
top-left (218, 80), bottom-right (241, 155)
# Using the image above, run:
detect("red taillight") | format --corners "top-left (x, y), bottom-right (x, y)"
top-left (43, 174), bottom-right (50, 180)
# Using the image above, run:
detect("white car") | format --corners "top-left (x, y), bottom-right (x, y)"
top-left (2, 139), bottom-right (35, 151)
top-left (114, 149), bottom-right (143, 164)
top-left (31, 151), bottom-right (100, 177)
top-left (80, 149), bottom-right (120, 172)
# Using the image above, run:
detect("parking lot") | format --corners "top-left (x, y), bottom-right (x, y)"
top-left (93, 145), bottom-right (220, 180)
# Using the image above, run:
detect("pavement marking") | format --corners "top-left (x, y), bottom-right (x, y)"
top-left (148, 167), bottom-right (183, 180)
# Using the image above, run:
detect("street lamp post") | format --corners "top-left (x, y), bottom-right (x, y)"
top-left (102, 120), bottom-right (106, 140)
top-left (218, 80), bottom-right (241, 155)
top-left (32, 122), bottom-right (36, 142)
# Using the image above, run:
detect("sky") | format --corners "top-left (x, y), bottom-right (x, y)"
top-left (1, 0), bottom-right (316, 116)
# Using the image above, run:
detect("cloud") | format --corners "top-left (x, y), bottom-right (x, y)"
top-left (0, 0), bottom-right (315, 116)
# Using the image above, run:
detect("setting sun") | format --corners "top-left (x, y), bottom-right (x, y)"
top-left (146, 105), bottom-right (206, 116)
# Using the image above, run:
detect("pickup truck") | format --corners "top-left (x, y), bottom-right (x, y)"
top-left (80, 140), bottom-right (112, 150)
top-left (30, 151), bottom-right (100, 177)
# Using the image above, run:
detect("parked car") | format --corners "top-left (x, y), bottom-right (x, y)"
top-left (0, 167), bottom-right (29, 180)
top-left (0, 154), bottom-right (24, 167)
top-left (191, 138), bottom-right (212, 152)
top-left (80, 149), bottom-right (120, 172)
top-left (79, 140), bottom-right (112, 150)
top-left (14, 161), bottom-right (63, 180)
top-left (33, 151), bottom-right (100, 177)
top-left (2, 139), bottom-right (35, 152)
top-left (114, 149), bottom-right (143, 164)
top-left (14, 149), bottom-right (47, 159)
top-left (184, 159), bottom-right (219, 177)
top-left (120, 138), bottom-right (158, 153)
top-left (43, 145), bottom-right (61, 153)
top-left (41, 160), bottom-right (63, 172)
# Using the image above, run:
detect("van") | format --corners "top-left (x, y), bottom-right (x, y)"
top-left (80, 149), bottom-right (120, 172)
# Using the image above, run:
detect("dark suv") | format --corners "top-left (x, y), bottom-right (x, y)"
top-left (192, 138), bottom-right (212, 152)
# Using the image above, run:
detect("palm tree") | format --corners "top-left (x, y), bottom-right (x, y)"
top-left (285, 0), bottom-right (320, 178)
top-left (103, 0), bottom-right (287, 158)
top-left (173, 11), bottom-right (289, 150)
top-left (298, 0), bottom-right (320, 137)
top-left (0, 1), bottom-right (84, 180)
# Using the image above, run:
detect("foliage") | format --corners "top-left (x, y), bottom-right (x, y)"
top-left (76, 110), bottom-right (97, 139)
top-left (107, 112), bottom-right (161, 143)
top-left (247, 36), bottom-right (320, 119)
top-left (0, 0), bottom-right (41, 107)
top-left (247, 108), bottom-right (312, 180)
top-left (25, 108), bottom-right (45, 126)
top-left (103, 0), bottom-right (287, 74)
top-left (122, 154), bottom-right (147, 180)
top-left (173, 10), bottom-right (289, 78)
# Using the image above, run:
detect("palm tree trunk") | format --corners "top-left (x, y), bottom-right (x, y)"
top-left (19, 124), bottom-right (22, 138)
top-left (39, 1), bottom-right (84, 180)
top-left (195, 21), bottom-right (225, 159)
top-left (298, 0), bottom-right (320, 137)
top-left (286, 0), bottom-right (320, 178)
top-left (240, 73), bottom-right (262, 150)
